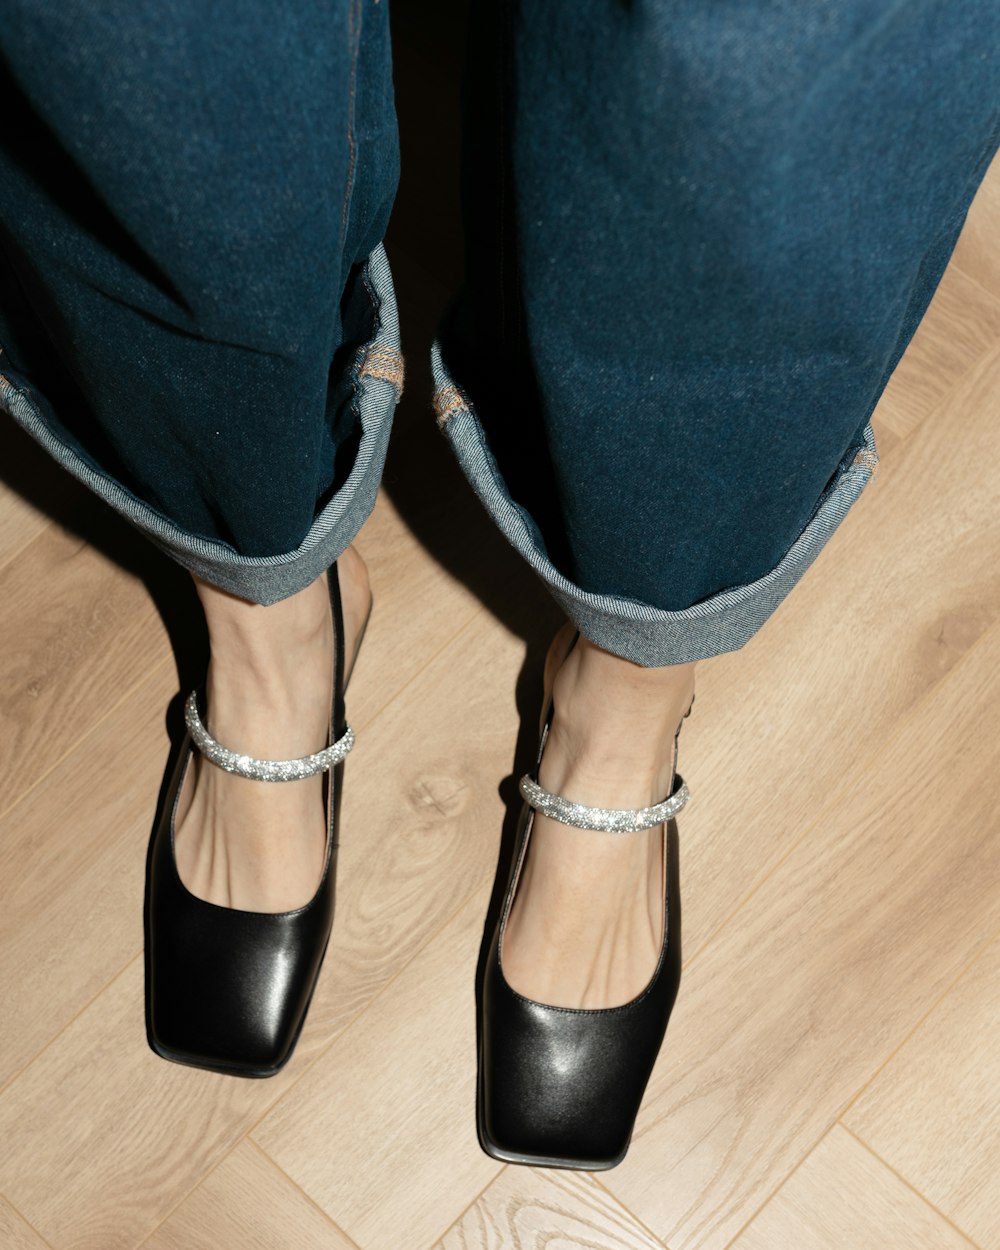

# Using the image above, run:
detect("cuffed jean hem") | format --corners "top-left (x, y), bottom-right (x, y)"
top-left (0, 244), bottom-right (403, 605)
top-left (430, 340), bottom-right (880, 667)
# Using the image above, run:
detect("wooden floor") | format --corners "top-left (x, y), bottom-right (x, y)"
top-left (2, 18), bottom-right (1000, 1249)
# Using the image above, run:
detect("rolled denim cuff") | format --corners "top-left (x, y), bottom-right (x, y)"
top-left (430, 340), bottom-right (880, 666)
top-left (0, 244), bottom-right (402, 605)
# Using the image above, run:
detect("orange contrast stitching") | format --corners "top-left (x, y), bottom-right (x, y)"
top-left (852, 448), bottom-right (880, 474)
top-left (432, 384), bottom-right (472, 427)
top-left (358, 346), bottom-right (405, 396)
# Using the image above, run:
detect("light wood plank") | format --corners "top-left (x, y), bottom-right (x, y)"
top-left (435, 1168), bottom-right (666, 1250)
top-left (0, 668), bottom-right (179, 1086)
top-left (729, 1126), bottom-right (975, 1250)
top-left (0, 959), bottom-right (302, 1250)
top-left (845, 934), bottom-right (1000, 1249)
top-left (679, 346), bottom-right (1000, 962)
top-left (253, 883), bottom-right (502, 1250)
top-left (599, 618), bottom-right (1000, 1250)
top-left (867, 412), bottom-right (903, 461)
top-left (141, 1141), bottom-right (356, 1250)
top-left (0, 1196), bottom-right (50, 1250)
top-left (344, 412), bottom-right (527, 731)
top-left (951, 149), bottom-right (1000, 301)
top-left (874, 262), bottom-right (1000, 440)
top-left (0, 522), bottom-right (168, 821)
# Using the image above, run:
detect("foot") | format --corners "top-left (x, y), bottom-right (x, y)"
top-left (501, 625), bottom-right (696, 1009)
top-left (173, 544), bottom-right (372, 913)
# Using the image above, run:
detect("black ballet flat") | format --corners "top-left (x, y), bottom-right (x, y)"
top-left (478, 638), bottom-right (693, 1168)
top-left (145, 564), bottom-right (361, 1078)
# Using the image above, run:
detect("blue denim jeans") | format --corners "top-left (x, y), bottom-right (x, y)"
top-left (1, 1), bottom-right (998, 664)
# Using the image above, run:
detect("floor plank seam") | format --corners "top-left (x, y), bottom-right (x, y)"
top-left (348, 597), bottom-right (482, 735)
top-left (713, 1123), bottom-right (839, 1250)
top-left (0, 644), bottom-right (170, 829)
top-left (874, 284), bottom-right (1000, 446)
top-left (131, 1139), bottom-right (240, 1249)
top-left (950, 260), bottom-right (1000, 310)
top-left (0, 1187), bottom-right (57, 1250)
top-left (0, 513), bottom-right (55, 584)
top-left (0, 949), bottom-right (139, 1103)
top-left (418, 1164), bottom-right (508, 1248)
top-left (682, 611), bottom-right (1000, 974)
top-left (589, 1173), bottom-right (672, 1249)
top-left (883, 337), bottom-right (1000, 450)
top-left (835, 911), bottom-right (1000, 1126)
top-left (244, 1138), bottom-right (366, 1250)
top-left (837, 1121), bottom-right (984, 1250)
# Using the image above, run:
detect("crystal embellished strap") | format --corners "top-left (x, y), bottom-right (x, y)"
top-left (518, 773), bottom-right (690, 833)
top-left (184, 691), bottom-right (354, 782)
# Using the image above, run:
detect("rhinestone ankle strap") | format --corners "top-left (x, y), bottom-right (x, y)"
top-left (518, 773), bottom-right (690, 833)
top-left (184, 691), bottom-right (354, 782)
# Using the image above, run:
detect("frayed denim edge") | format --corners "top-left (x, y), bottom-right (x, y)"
top-left (430, 338), bottom-right (879, 666)
top-left (0, 243), bottom-right (402, 605)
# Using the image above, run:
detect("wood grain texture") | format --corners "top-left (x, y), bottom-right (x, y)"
top-left (601, 618), bottom-right (1000, 1250)
top-left (867, 412), bottom-right (903, 462)
top-left (0, 1197), bottom-right (50, 1250)
top-left (676, 344), bottom-right (1000, 964)
top-left (435, 1169), bottom-right (666, 1250)
top-left (0, 671), bottom-right (172, 1086)
top-left (345, 435), bottom-right (493, 733)
top-left (729, 1126), bottom-right (976, 1250)
top-left (0, 959), bottom-right (308, 1250)
top-left (0, 523), bottom-right (166, 821)
top-left (253, 883), bottom-right (502, 1250)
top-left (874, 262), bottom-right (1000, 439)
top-left (845, 935), bottom-right (1000, 1249)
top-left (142, 1141), bottom-right (357, 1250)
top-left (951, 149), bottom-right (1000, 300)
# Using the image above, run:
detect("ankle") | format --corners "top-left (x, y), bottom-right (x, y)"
top-left (540, 633), bottom-right (695, 807)
top-left (196, 574), bottom-right (332, 655)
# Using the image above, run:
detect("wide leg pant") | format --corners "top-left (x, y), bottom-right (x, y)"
top-left (1, 1), bottom-right (998, 665)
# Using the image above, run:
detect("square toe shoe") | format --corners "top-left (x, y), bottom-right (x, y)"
top-left (146, 564), bottom-right (357, 1077)
top-left (478, 640), bottom-right (692, 1168)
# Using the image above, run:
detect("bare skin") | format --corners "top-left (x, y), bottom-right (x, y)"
top-left (175, 545), bottom-right (696, 1009)
top-left (501, 625), bottom-right (696, 1009)
top-left (173, 544), bottom-right (371, 913)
